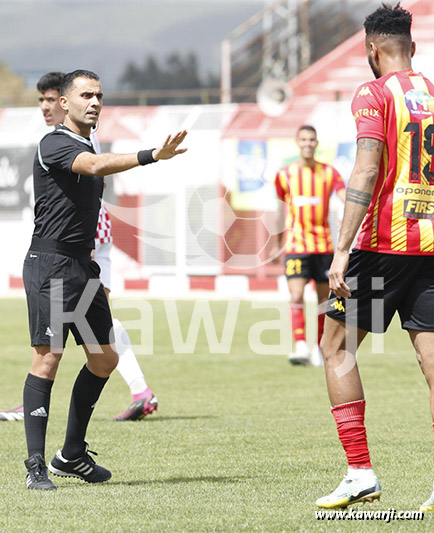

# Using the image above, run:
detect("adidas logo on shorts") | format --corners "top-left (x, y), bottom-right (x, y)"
top-left (30, 407), bottom-right (48, 417)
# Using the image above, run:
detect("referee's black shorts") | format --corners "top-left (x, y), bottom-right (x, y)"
top-left (326, 249), bottom-right (434, 333)
top-left (23, 238), bottom-right (113, 348)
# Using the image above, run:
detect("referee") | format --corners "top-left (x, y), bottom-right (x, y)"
top-left (23, 69), bottom-right (187, 490)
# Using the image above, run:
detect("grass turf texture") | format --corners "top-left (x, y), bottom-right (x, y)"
top-left (0, 297), bottom-right (432, 532)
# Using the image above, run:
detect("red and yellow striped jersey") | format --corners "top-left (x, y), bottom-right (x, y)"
top-left (353, 69), bottom-right (434, 255)
top-left (275, 161), bottom-right (345, 254)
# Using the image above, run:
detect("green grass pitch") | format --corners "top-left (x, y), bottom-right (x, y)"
top-left (0, 297), bottom-right (433, 532)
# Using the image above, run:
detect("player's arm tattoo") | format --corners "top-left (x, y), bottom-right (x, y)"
top-left (357, 138), bottom-right (382, 152)
top-left (346, 187), bottom-right (372, 207)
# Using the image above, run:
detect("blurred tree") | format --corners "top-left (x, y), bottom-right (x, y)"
top-left (0, 63), bottom-right (33, 106)
top-left (118, 51), bottom-right (219, 104)
top-left (308, 0), bottom-right (379, 63)
top-left (166, 52), bottom-right (202, 89)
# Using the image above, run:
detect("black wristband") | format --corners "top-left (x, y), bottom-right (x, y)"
top-left (137, 149), bottom-right (157, 166)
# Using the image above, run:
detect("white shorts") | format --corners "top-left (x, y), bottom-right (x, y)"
top-left (94, 241), bottom-right (112, 291)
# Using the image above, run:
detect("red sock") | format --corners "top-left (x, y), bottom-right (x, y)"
top-left (331, 400), bottom-right (372, 468)
top-left (318, 311), bottom-right (325, 345)
top-left (290, 305), bottom-right (305, 342)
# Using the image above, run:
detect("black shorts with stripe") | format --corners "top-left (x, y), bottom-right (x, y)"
top-left (326, 249), bottom-right (434, 333)
top-left (23, 237), bottom-right (113, 348)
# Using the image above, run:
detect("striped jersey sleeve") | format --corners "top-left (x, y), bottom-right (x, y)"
top-left (352, 82), bottom-right (385, 142)
top-left (275, 169), bottom-right (289, 200)
top-left (331, 167), bottom-right (345, 192)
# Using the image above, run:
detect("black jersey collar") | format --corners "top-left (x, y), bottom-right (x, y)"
top-left (55, 124), bottom-right (93, 147)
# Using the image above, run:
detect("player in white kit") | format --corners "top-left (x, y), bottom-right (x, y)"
top-left (95, 202), bottom-right (158, 420)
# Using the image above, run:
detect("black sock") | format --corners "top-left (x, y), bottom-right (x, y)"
top-left (62, 365), bottom-right (109, 460)
top-left (23, 373), bottom-right (54, 459)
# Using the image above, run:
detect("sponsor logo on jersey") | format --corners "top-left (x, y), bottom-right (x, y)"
top-left (395, 185), bottom-right (434, 197)
top-left (403, 199), bottom-right (434, 219)
top-left (405, 89), bottom-right (434, 118)
top-left (357, 86), bottom-right (373, 98)
top-left (353, 108), bottom-right (380, 120)
top-left (292, 195), bottom-right (321, 207)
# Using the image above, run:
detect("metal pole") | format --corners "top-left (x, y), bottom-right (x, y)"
top-left (262, 0), bottom-right (273, 80)
top-left (300, 0), bottom-right (311, 71)
top-left (221, 39), bottom-right (232, 103)
top-left (287, 0), bottom-right (298, 79)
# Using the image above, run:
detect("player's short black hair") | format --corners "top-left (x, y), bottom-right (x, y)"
top-left (61, 70), bottom-right (100, 95)
top-left (36, 72), bottom-right (65, 93)
top-left (297, 124), bottom-right (317, 137)
top-left (364, 3), bottom-right (412, 37)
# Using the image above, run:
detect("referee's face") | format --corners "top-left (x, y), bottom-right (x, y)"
top-left (61, 76), bottom-right (103, 136)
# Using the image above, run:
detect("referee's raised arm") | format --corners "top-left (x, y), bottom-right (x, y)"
top-left (71, 130), bottom-right (188, 177)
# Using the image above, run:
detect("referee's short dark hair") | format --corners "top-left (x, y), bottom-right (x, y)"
top-left (36, 72), bottom-right (65, 93)
top-left (61, 70), bottom-right (100, 95)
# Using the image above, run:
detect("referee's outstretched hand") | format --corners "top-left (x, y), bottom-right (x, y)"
top-left (153, 130), bottom-right (188, 161)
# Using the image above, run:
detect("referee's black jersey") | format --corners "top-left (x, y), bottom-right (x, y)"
top-left (32, 124), bottom-right (104, 249)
